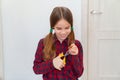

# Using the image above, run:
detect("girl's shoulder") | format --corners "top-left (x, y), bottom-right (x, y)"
top-left (37, 38), bottom-right (44, 47)
top-left (39, 38), bottom-right (44, 42)
top-left (75, 39), bottom-right (81, 44)
top-left (74, 39), bottom-right (82, 47)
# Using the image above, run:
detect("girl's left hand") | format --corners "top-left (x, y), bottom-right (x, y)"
top-left (68, 43), bottom-right (78, 55)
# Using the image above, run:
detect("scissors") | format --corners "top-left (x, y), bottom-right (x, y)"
top-left (59, 43), bottom-right (74, 64)
top-left (58, 50), bottom-right (70, 65)
top-left (60, 50), bottom-right (69, 59)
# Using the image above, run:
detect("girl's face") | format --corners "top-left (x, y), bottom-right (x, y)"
top-left (54, 19), bottom-right (71, 42)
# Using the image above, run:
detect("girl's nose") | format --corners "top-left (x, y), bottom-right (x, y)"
top-left (61, 30), bottom-right (66, 34)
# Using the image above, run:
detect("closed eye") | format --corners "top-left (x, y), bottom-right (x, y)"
top-left (65, 26), bottom-right (70, 29)
top-left (56, 27), bottom-right (62, 30)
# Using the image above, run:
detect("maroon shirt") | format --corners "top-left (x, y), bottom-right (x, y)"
top-left (33, 38), bottom-right (84, 80)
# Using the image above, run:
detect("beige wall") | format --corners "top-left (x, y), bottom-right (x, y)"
top-left (0, 0), bottom-right (4, 79)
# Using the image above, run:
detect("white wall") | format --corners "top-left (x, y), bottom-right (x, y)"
top-left (1, 0), bottom-right (82, 80)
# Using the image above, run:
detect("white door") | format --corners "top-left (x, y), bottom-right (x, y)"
top-left (88, 0), bottom-right (120, 80)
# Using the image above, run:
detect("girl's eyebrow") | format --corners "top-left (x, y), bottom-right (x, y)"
top-left (56, 26), bottom-right (61, 28)
top-left (55, 27), bottom-right (62, 29)
top-left (65, 26), bottom-right (70, 28)
top-left (66, 26), bottom-right (70, 27)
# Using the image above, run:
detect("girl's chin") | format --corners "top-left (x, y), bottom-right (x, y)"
top-left (60, 37), bottom-right (67, 40)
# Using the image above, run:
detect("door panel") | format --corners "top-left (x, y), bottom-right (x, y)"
top-left (88, 0), bottom-right (120, 80)
top-left (99, 0), bottom-right (120, 31)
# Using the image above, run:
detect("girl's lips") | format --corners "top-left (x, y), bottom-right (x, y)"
top-left (60, 35), bottom-right (66, 38)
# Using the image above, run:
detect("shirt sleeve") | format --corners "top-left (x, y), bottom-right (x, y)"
top-left (69, 40), bottom-right (84, 78)
top-left (33, 39), bottom-right (55, 74)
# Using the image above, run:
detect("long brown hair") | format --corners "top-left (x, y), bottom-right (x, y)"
top-left (43, 6), bottom-right (75, 61)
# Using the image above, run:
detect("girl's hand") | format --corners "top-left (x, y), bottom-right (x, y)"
top-left (69, 43), bottom-right (78, 55)
top-left (53, 56), bottom-right (65, 70)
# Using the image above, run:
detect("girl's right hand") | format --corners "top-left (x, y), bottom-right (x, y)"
top-left (53, 56), bottom-right (65, 70)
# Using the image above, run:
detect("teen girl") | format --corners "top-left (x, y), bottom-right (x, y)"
top-left (33, 6), bottom-right (84, 80)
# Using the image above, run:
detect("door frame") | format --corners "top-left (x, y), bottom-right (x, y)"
top-left (81, 0), bottom-right (89, 80)
top-left (0, 0), bottom-right (4, 79)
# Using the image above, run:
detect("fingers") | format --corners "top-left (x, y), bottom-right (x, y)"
top-left (68, 43), bottom-right (75, 49)
top-left (68, 43), bottom-right (78, 55)
top-left (59, 63), bottom-right (65, 70)
top-left (58, 59), bottom-right (65, 70)
top-left (53, 56), bottom-right (65, 71)
top-left (57, 61), bottom-right (65, 71)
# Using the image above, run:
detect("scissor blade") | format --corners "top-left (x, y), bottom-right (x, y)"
top-left (64, 51), bottom-right (69, 57)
